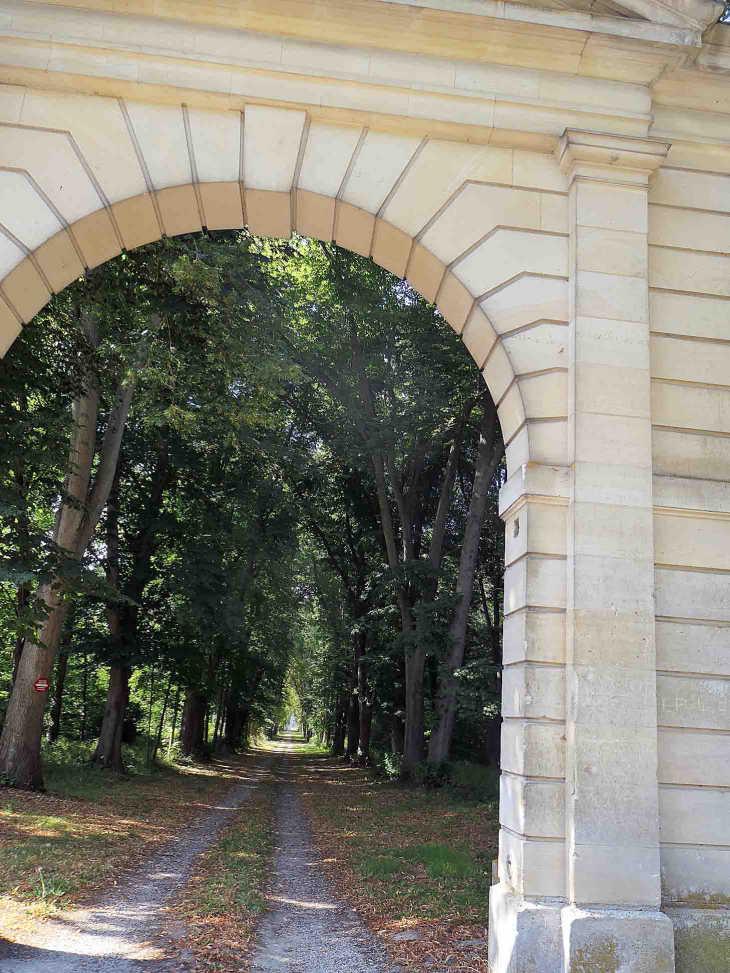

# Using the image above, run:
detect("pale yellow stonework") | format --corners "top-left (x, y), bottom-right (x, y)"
top-left (0, 0), bottom-right (729, 967)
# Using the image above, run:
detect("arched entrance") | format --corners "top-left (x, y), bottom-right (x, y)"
top-left (1, 60), bottom-right (729, 969)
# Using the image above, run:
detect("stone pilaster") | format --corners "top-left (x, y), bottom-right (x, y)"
top-left (556, 130), bottom-right (675, 971)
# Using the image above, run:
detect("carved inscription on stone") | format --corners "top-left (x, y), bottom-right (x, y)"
top-left (657, 674), bottom-right (730, 731)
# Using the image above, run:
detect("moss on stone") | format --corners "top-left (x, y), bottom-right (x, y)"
top-left (570, 939), bottom-right (619, 973)
top-left (674, 922), bottom-right (730, 973)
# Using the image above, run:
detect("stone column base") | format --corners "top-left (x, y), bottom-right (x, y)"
top-left (488, 882), bottom-right (564, 973)
top-left (488, 884), bottom-right (679, 972)
top-left (561, 904), bottom-right (676, 973)
top-left (665, 907), bottom-right (730, 973)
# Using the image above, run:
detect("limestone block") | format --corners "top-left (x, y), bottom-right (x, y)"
top-left (500, 774), bottom-right (565, 839)
top-left (568, 608), bottom-right (656, 669)
top-left (651, 247), bottom-right (730, 299)
top-left (371, 220), bottom-right (411, 279)
top-left (505, 501), bottom-right (567, 565)
top-left (281, 37), bottom-right (370, 76)
top-left (655, 512), bottom-right (730, 572)
top-left (660, 786), bottom-right (730, 846)
top-left (420, 183), bottom-right (539, 265)
top-left (652, 383), bottom-right (730, 437)
top-left (569, 668), bottom-right (658, 728)
top-left (655, 566), bottom-right (730, 622)
top-left (652, 334), bottom-right (730, 388)
top-left (0, 84), bottom-right (25, 124)
top-left (156, 186), bottom-right (202, 239)
top-left (19, 89), bottom-right (147, 204)
top-left (574, 269), bottom-right (648, 323)
top-left (498, 384), bottom-right (526, 443)
top-left (650, 205), bottom-right (730, 254)
top-left (571, 501), bottom-right (653, 560)
top-left (505, 425), bottom-right (530, 476)
top-left (334, 202), bottom-right (374, 259)
top-left (383, 140), bottom-right (485, 237)
top-left (1, 258), bottom-right (51, 323)
top-left (499, 829), bottom-right (566, 898)
top-left (652, 429), bottom-right (730, 482)
top-left (0, 297), bottom-right (22, 357)
top-left (436, 273), bottom-right (473, 334)
top-left (656, 619), bottom-right (730, 677)
top-left (199, 182), bottom-right (244, 231)
top-left (574, 316), bottom-right (650, 370)
top-left (649, 290), bottom-right (730, 341)
top-left (123, 101), bottom-right (191, 190)
top-left (0, 126), bottom-right (101, 225)
top-left (576, 226), bottom-right (648, 278)
top-left (661, 846), bottom-right (730, 906)
top-left (461, 306), bottom-right (497, 369)
top-left (341, 130), bottom-right (422, 214)
top-left (503, 322), bottom-right (568, 374)
top-left (296, 191), bottom-right (335, 243)
top-left (406, 244), bottom-right (445, 304)
top-left (518, 371), bottom-right (567, 419)
top-left (0, 233), bottom-right (25, 281)
top-left (501, 720), bottom-right (566, 779)
top-left (481, 275), bottom-right (568, 335)
top-left (499, 463), bottom-right (571, 519)
top-left (561, 906), bottom-right (675, 970)
top-left (652, 473), bottom-right (730, 515)
top-left (297, 122), bottom-right (362, 199)
top-left (186, 107), bottom-right (241, 184)
top-left (370, 50), bottom-right (457, 88)
top-left (573, 413), bottom-right (652, 469)
top-left (488, 882), bottom-right (564, 973)
top-left (571, 845), bottom-right (663, 907)
top-left (504, 556), bottom-right (567, 614)
top-left (455, 230), bottom-right (567, 299)
top-left (112, 194), bottom-right (161, 251)
top-left (658, 674), bottom-right (730, 731)
top-left (243, 105), bottom-right (306, 193)
top-left (502, 663), bottom-right (565, 721)
top-left (539, 193), bottom-right (569, 234)
top-left (571, 778), bottom-right (661, 848)
top-left (658, 728), bottom-right (730, 788)
top-left (570, 554), bottom-right (655, 615)
top-left (33, 230), bottom-right (84, 293)
top-left (245, 190), bottom-right (291, 240)
top-left (667, 907), bottom-right (730, 973)
top-left (503, 609), bottom-right (566, 666)
top-left (483, 342), bottom-right (514, 402)
top-left (650, 168), bottom-right (730, 214)
top-left (525, 419), bottom-right (568, 467)
top-left (0, 170), bottom-right (64, 252)
top-left (513, 152), bottom-right (565, 193)
top-left (574, 180), bottom-right (649, 233)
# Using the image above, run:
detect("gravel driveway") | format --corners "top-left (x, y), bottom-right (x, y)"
top-left (0, 775), bottom-right (257, 973)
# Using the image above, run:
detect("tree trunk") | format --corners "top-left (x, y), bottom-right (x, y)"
top-left (345, 632), bottom-right (362, 760)
top-left (47, 654), bottom-right (69, 744)
top-left (91, 666), bottom-right (130, 772)
top-left (180, 689), bottom-right (207, 757)
top-left (168, 687), bottom-right (181, 753)
top-left (391, 712), bottom-right (405, 755)
top-left (0, 323), bottom-right (135, 789)
top-left (332, 695), bottom-right (347, 756)
top-left (428, 396), bottom-right (502, 765)
top-left (357, 643), bottom-right (372, 761)
top-left (151, 673), bottom-right (173, 765)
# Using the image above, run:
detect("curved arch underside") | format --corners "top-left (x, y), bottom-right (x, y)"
top-left (0, 92), bottom-right (573, 475)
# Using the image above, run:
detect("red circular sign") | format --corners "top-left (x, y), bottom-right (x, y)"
top-left (33, 677), bottom-right (50, 693)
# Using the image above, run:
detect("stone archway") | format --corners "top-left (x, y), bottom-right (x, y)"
top-left (1, 56), bottom-right (729, 969)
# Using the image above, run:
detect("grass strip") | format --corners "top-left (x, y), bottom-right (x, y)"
top-left (297, 749), bottom-right (499, 972)
top-left (166, 752), bottom-right (277, 973)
